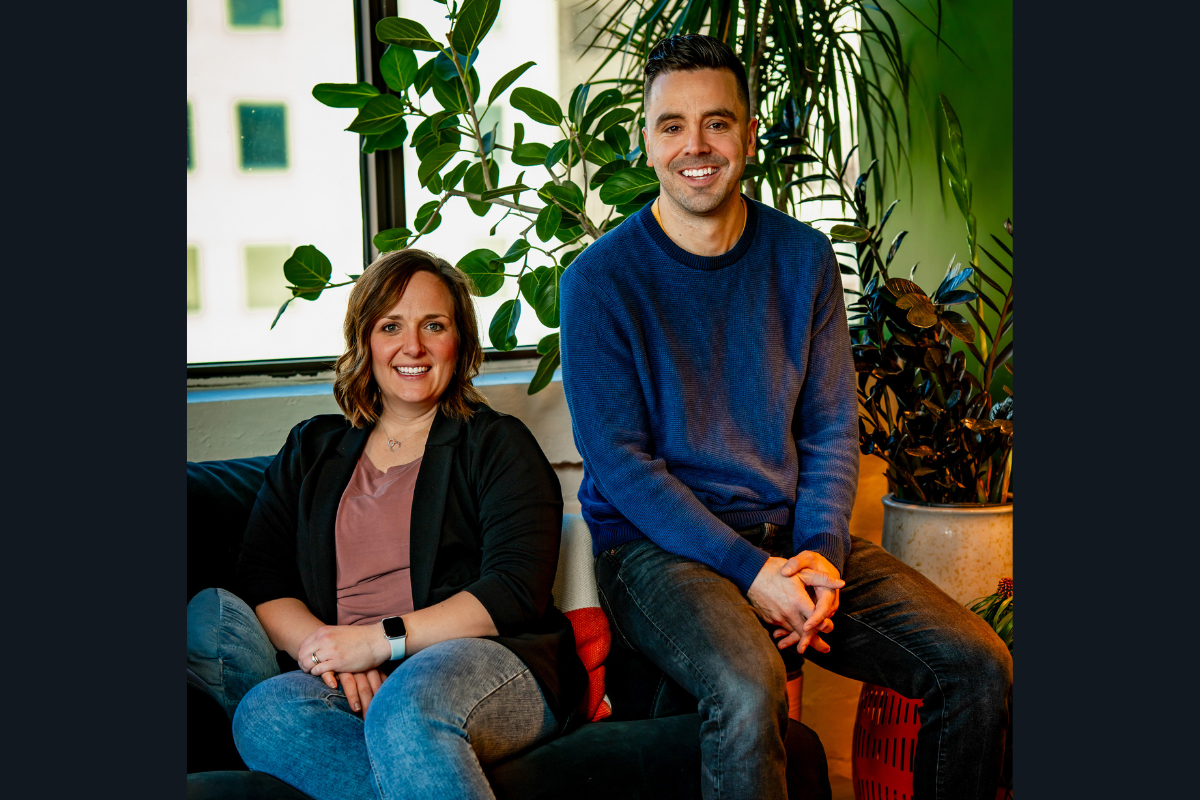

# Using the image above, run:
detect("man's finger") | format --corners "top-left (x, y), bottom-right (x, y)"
top-left (803, 587), bottom-right (838, 631)
top-left (795, 569), bottom-right (845, 589)
top-left (776, 630), bottom-right (801, 649)
top-left (340, 673), bottom-right (362, 713)
top-left (780, 553), bottom-right (816, 577)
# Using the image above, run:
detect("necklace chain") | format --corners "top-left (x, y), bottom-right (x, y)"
top-left (384, 421), bottom-right (433, 453)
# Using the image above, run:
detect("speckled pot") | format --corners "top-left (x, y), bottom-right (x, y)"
top-left (880, 494), bottom-right (1013, 606)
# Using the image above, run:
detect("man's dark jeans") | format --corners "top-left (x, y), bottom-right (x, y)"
top-left (595, 534), bottom-right (1012, 800)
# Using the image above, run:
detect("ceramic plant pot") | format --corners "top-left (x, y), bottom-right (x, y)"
top-left (880, 494), bottom-right (1013, 605)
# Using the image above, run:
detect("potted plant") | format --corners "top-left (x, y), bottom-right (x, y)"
top-left (832, 94), bottom-right (1012, 605)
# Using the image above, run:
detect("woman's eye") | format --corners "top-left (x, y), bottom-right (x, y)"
top-left (382, 323), bottom-right (397, 333)
top-left (426, 322), bottom-right (445, 332)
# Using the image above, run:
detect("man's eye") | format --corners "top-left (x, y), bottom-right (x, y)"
top-left (710, 121), bottom-right (727, 130)
top-left (665, 125), bottom-right (680, 133)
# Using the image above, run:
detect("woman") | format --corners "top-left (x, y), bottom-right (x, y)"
top-left (188, 249), bottom-right (585, 800)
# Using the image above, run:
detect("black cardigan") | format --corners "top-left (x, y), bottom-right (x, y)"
top-left (235, 404), bottom-right (586, 725)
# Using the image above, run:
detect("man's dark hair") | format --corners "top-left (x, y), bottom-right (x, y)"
top-left (644, 34), bottom-right (751, 117)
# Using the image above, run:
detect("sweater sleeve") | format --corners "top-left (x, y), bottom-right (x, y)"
top-left (559, 270), bottom-right (770, 593)
top-left (789, 244), bottom-right (860, 573)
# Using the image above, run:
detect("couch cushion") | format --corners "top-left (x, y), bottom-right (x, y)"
top-left (187, 457), bottom-right (273, 602)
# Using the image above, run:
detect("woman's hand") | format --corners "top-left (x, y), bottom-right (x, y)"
top-left (298, 623), bottom-right (391, 677)
top-left (320, 669), bottom-right (385, 717)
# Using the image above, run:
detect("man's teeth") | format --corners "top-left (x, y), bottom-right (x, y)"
top-left (682, 167), bottom-right (717, 178)
top-left (396, 366), bottom-right (431, 375)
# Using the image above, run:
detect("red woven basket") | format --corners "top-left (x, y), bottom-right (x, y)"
top-left (852, 683), bottom-right (1010, 800)
top-left (852, 684), bottom-right (922, 800)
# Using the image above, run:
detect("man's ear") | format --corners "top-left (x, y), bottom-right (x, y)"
top-left (642, 127), bottom-right (653, 167)
top-left (745, 118), bottom-right (759, 159)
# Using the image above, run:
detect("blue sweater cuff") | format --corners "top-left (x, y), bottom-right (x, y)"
top-left (794, 532), bottom-right (849, 575)
top-left (719, 535), bottom-right (772, 594)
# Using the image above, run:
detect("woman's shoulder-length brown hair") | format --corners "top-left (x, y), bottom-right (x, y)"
top-left (333, 248), bottom-right (486, 427)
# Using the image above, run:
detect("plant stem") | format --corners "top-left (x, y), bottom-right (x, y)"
top-left (446, 40), bottom-right (495, 193)
top-left (444, 189), bottom-right (540, 214)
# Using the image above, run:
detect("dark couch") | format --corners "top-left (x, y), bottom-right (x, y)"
top-left (186, 457), bottom-right (832, 799)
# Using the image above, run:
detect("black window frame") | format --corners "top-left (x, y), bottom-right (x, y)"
top-left (188, 0), bottom-right (537, 379)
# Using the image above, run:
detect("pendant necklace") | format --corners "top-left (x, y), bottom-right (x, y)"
top-left (384, 421), bottom-right (433, 452)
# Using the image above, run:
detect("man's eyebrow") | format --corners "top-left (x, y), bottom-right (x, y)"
top-left (653, 108), bottom-right (740, 127)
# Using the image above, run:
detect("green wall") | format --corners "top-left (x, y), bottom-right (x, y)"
top-left (863, 0), bottom-right (1012, 390)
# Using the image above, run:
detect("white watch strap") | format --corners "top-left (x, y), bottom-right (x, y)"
top-left (388, 632), bottom-right (406, 661)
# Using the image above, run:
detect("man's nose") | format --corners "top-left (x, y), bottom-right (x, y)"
top-left (682, 124), bottom-right (711, 156)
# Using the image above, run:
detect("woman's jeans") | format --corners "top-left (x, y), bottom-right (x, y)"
top-left (187, 588), bottom-right (280, 718)
top-left (595, 535), bottom-right (1012, 800)
top-left (187, 588), bottom-right (557, 800)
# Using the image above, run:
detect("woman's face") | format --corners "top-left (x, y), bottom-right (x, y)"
top-left (369, 270), bottom-right (459, 419)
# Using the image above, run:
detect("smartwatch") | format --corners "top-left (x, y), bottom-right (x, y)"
top-left (382, 616), bottom-right (407, 661)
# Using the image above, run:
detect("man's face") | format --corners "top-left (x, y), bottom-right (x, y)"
top-left (642, 68), bottom-right (758, 217)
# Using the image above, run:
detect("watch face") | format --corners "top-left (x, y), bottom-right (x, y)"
top-left (383, 616), bottom-right (407, 639)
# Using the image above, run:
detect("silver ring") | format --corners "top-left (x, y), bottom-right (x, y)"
top-left (311, 652), bottom-right (321, 665)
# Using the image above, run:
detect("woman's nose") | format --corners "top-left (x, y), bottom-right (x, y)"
top-left (400, 328), bottom-right (424, 355)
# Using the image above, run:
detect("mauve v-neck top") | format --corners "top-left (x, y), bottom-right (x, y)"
top-left (334, 453), bottom-right (423, 626)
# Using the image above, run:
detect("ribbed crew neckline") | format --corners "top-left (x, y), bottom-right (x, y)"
top-left (637, 194), bottom-right (759, 271)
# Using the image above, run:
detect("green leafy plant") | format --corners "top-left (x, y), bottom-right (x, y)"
top-left (967, 577), bottom-right (1012, 653)
top-left (275, 0), bottom-right (661, 394)
top-left (579, 0), bottom-right (952, 216)
top-left (834, 95), bottom-right (1012, 505)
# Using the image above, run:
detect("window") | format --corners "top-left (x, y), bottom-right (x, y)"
top-left (228, 0), bottom-right (282, 30)
top-left (187, 4), bottom-right (362, 363)
top-left (187, 245), bottom-right (201, 312)
top-left (244, 245), bottom-right (294, 309)
top-left (187, 101), bottom-right (195, 172)
top-left (237, 103), bottom-right (288, 171)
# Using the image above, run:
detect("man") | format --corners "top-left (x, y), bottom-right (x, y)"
top-left (558, 33), bottom-right (1011, 800)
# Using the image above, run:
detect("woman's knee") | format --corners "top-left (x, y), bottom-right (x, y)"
top-left (233, 673), bottom-right (327, 765)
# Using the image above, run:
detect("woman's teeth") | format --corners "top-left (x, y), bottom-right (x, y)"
top-left (396, 366), bottom-right (431, 375)
top-left (682, 167), bottom-right (717, 178)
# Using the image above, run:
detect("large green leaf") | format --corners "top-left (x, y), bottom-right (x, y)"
top-left (589, 158), bottom-right (629, 187)
top-left (418, 143), bottom-right (459, 187)
top-left (347, 94), bottom-right (406, 135)
top-left (830, 224), bottom-right (871, 243)
top-left (511, 87), bottom-right (563, 126)
top-left (457, 248), bottom-right (503, 296)
top-left (376, 17), bottom-right (439, 51)
top-left (567, 83), bottom-right (590, 128)
top-left (413, 200), bottom-right (443, 234)
top-left (361, 118), bottom-right (408, 154)
top-left (533, 263), bottom-right (565, 327)
top-left (442, 160), bottom-right (470, 190)
top-left (518, 269), bottom-right (541, 307)
top-left (489, 299), bottom-right (521, 351)
top-left (582, 88), bottom-right (624, 131)
top-left (599, 167), bottom-right (659, 205)
top-left (451, 0), bottom-right (501, 57)
top-left (463, 159), bottom-right (499, 216)
top-left (535, 204), bottom-right (562, 242)
top-left (413, 57), bottom-right (437, 96)
top-left (434, 49), bottom-right (480, 82)
top-left (380, 46), bottom-right (419, 93)
top-left (527, 347), bottom-right (560, 395)
top-left (373, 227), bottom-right (412, 252)
top-left (487, 60), bottom-right (536, 106)
top-left (312, 82), bottom-right (379, 109)
top-left (431, 69), bottom-right (479, 115)
top-left (592, 107), bottom-right (636, 136)
top-left (544, 140), bottom-right (571, 169)
top-left (511, 142), bottom-right (550, 166)
top-left (537, 332), bottom-right (559, 355)
top-left (539, 180), bottom-right (584, 214)
top-left (284, 245), bottom-right (332, 289)
top-left (491, 238), bottom-right (531, 265)
top-left (578, 134), bottom-right (616, 167)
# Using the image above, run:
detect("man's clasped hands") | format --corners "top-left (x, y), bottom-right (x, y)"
top-left (747, 551), bottom-right (845, 654)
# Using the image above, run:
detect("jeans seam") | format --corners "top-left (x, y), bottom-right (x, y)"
top-left (843, 611), bottom-right (947, 799)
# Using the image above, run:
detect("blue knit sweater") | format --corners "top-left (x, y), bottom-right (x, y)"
top-left (558, 198), bottom-right (860, 593)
